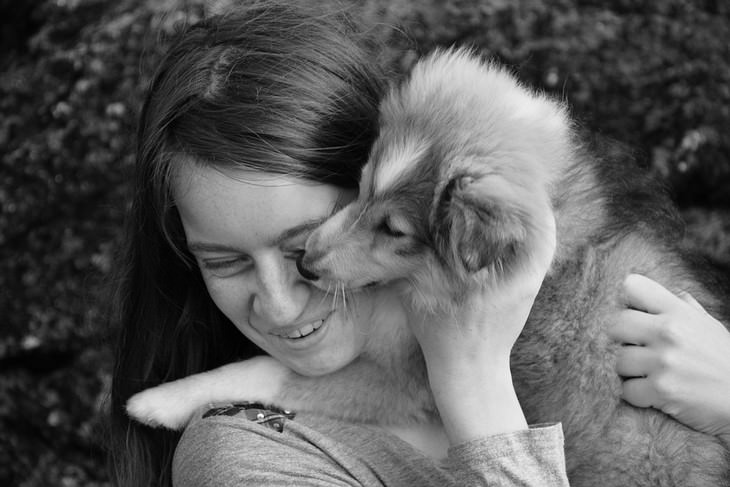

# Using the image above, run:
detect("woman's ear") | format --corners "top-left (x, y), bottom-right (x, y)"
top-left (432, 173), bottom-right (531, 276)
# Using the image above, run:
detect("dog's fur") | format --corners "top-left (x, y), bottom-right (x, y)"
top-left (128, 49), bottom-right (730, 485)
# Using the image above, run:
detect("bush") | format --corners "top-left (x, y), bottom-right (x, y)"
top-left (1, 0), bottom-right (727, 484)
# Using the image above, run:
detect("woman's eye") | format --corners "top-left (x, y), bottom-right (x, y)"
top-left (285, 249), bottom-right (305, 261)
top-left (201, 256), bottom-right (251, 276)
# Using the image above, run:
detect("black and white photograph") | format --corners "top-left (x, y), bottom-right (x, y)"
top-left (2, 1), bottom-right (729, 485)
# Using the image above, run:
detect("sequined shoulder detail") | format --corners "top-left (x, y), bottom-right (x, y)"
top-left (203, 402), bottom-right (296, 433)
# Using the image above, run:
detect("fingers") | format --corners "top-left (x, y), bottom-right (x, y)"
top-left (532, 211), bottom-right (557, 274)
top-left (615, 345), bottom-right (654, 377)
top-left (677, 290), bottom-right (708, 314)
top-left (607, 309), bottom-right (659, 345)
top-left (620, 377), bottom-right (658, 409)
top-left (622, 274), bottom-right (682, 315)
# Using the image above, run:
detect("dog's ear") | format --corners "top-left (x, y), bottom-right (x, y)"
top-left (432, 173), bottom-right (531, 276)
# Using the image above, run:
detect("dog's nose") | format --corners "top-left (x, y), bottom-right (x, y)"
top-left (296, 254), bottom-right (319, 281)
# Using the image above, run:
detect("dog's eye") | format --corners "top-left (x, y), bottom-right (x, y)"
top-left (378, 217), bottom-right (407, 238)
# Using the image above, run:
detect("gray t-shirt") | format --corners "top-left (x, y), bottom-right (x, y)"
top-left (173, 404), bottom-right (569, 486)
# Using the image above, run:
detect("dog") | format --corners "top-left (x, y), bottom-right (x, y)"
top-left (128, 48), bottom-right (730, 485)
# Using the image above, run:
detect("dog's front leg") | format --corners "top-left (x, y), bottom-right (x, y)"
top-left (126, 355), bottom-right (290, 430)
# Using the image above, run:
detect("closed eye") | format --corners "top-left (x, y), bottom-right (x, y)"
top-left (377, 216), bottom-right (409, 238)
top-left (284, 248), bottom-right (305, 261)
top-left (200, 256), bottom-right (252, 276)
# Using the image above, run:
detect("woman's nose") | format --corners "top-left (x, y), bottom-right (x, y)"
top-left (251, 256), bottom-right (309, 325)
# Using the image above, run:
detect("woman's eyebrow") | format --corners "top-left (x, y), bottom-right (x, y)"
top-left (186, 217), bottom-right (329, 254)
top-left (272, 217), bottom-right (328, 246)
top-left (186, 242), bottom-right (244, 254)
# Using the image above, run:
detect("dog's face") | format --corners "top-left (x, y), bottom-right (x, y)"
top-left (299, 49), bottom-right (561, 302)
top-left (299, 135), bottom-right (437, 290)
top-left (299, 127), bottom-right (531, 295)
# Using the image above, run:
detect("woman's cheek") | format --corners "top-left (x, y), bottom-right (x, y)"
top-left (203, 275), bottom-right (253, 328)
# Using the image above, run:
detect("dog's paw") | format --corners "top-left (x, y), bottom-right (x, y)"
top-left (125, 357), bottom-right (293, 429)
top-left (126, 382), bottom-right (200, 430)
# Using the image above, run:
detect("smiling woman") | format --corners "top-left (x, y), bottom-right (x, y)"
top-left (107, 1), bottom-right (569, 486)
top-left (108, 2), bottom-right (390, 484)
top-left (172, 162), bottom-right (378, 377)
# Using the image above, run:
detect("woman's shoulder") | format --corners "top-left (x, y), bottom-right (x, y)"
top-left (173, 403), bottom-right (331, 485)
top-left (172, 403), bottom-right (419, 486)
top-left (172, 403), bottom-right (567, 486)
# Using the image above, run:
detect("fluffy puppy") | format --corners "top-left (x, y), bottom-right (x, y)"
top-left (300, 48), bottom-right (730, 486)
top-left (128, 48), bottom-right (730, 486)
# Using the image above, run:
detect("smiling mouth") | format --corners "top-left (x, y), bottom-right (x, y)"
top-left (271, 318), bottom-right (325, 340)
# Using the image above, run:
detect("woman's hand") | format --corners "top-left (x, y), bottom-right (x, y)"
top-left (610, 274), bottom-right (730, 441)
top-left (410, 215), bottom-right (556, 445)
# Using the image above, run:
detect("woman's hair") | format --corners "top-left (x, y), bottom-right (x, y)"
top-left (107, 2), bottom-right (389, 485)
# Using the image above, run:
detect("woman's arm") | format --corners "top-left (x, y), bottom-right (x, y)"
top-left (409, 213), bottom-right (556, 445)
top-left (407, 213), bottom-right (568, 485)
top-left (610, 273), bottom-right (730, 442)
top-left (412, 277), bottom-right (534, 444)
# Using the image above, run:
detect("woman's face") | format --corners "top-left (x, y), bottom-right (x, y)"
top-left (173, 161), bottom-right (407, 376)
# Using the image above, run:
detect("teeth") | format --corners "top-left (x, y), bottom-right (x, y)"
top-left (296, 323), bottom-right (314, 338)
top-left (281, 319), bottom-right (324, 339)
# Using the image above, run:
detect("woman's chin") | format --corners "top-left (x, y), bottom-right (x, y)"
top-left (287, 351), bottom-right (360, 377)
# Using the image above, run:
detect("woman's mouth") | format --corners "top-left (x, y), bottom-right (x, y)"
top-left (269, 313), bottom-right (333, 341)
top-left (273, 319), bottom-right (325, 339)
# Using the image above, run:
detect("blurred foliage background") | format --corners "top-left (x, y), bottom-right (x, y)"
top-left (1, 0), bottom-right (728, 485)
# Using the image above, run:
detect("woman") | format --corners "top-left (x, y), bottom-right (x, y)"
top-left (108, 2), bottom-right (564, 485)
top-left (108, 1), bottom-right (730, 485)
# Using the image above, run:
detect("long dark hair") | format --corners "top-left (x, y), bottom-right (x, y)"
top-left (107, 2), bottom-right (388, 485)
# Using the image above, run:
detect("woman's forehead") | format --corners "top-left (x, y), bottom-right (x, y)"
top-left (172, 161), bottom-right (350, 247)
